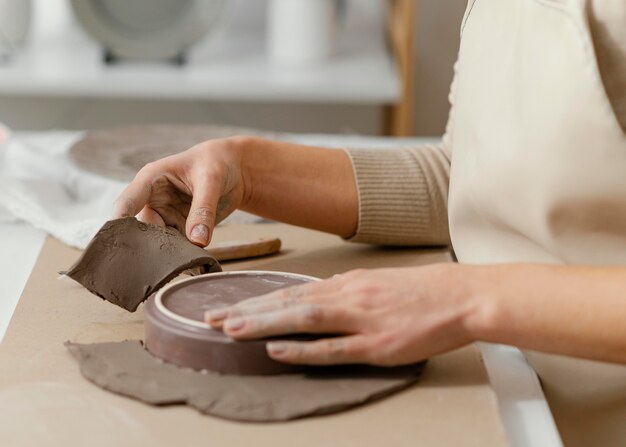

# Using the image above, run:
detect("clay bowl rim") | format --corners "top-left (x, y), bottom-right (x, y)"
top-left (154, 270), bottom-right (321, 329)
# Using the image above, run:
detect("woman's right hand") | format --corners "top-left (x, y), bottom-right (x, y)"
top-left (112, 136), bottom-right (248, 247)
top-left (112, 135), bottom-right (358, 246)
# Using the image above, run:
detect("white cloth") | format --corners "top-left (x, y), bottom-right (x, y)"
top-left (0, 128), bottom-right (434, 249)
top-left (0, 131), bottom-right (125, 248)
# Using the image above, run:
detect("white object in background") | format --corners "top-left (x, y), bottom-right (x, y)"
top-left (70, 0), bottom-right (226, 63)
top-left (0, 0), bottom-right (398, 103)
top-left (268, 0), bottom-right (337, 67)
top-left (0, 131), bottom-right (127, 248)
top-left (0, 0), bottom-right (31, 58)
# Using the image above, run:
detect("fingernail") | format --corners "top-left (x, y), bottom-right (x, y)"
top-left (190, 224), bottom-right (209, 245)
top-left (205, 308), bottom-right (227, 322)
top-left (224, 318), bottom-right (245, 332)
top-left (267, 342), bottom-right (287, 356)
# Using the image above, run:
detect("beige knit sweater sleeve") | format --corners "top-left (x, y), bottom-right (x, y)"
top-left (344, 139), bottom-right (452, 246)
top-left (343, 66), bottom-right (457, 247)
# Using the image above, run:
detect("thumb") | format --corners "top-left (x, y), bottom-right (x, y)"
top-left (186, 181), bottom-right (220, 247)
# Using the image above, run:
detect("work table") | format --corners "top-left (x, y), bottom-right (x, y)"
top-left (0, 221), bottom-right (562, 446)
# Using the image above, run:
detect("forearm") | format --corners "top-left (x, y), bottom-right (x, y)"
top-left (468, 264), bottom-right (626, 364)
top-left (238, 137), bottom-right (358, 238)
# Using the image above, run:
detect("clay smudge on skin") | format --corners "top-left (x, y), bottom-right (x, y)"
top-left (63, 217), bottom-right (221, 312)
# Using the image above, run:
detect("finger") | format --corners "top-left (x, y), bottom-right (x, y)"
top-left (147, 205), bottom-right (188, 233)
top-left (205, 292), bottom-right (339, 328)
top-left (111, 170), bottom-right (155, 219)
top-left (136, 206), bottom-right (166, 227)
top-left (205, 278), bottom-right (344, 328)
top-left (232, 276), bottom-right (345, 309)
top-left (185, 175), bottom-right (222, 247)
top-left (222, 304), bottom-right (358, 340)
top-left (266, 335), bottom-right (371, 365)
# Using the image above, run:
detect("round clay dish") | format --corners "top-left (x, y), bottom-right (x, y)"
top-left (145, 271), bottom-right (320, 375)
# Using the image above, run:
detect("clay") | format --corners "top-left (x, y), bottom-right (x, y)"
top-left (63, 217), bottom-right (221, 312)
top-left (145, 272), bottom-right (322, 375)
top-left (66, 340), bottom-right (425, 422)
top-left (69, 125), bottom-right (280, 181)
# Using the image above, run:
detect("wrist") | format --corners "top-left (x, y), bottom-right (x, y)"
top-left (226, 135), bottom-right (263, 211)
top-left (459, 265), bottom-right (504, 344)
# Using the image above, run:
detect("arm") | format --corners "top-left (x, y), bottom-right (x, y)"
top-left (471, 264), bottom-right (626, 364)
top-left (206, 263), bottom-right (626, 366)
top-left (111, 132), bottom-right (453, 248)
top-left (114, 60), bottom-right (459, 247)
top-left (112, 136), bottom-right (358, 245)
top-left (240, 138), bottom-right (357, 238)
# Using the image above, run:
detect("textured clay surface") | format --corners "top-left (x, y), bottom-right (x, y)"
top-left (64, 217), bottom-right (221, 312)
top-left (66, 340), bottom-right (425, 422)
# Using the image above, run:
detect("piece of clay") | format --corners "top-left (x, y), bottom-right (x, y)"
top-left (64, 217), bottom-right (221, 312)
top-left (145, 271), bottom-right (322, 375)
top-left (69, 125), bottom-right (280, 181)
top-left (66, 341), bottom-right (425, 422)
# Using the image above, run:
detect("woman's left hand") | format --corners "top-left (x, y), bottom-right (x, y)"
top-left (205, 264), bottom-right (485, 366)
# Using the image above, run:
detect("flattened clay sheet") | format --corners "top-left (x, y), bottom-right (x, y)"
top-left (66, 341), bottom-right (425, 422)
top-left (69, 124), bottom-right (280, 181)
top-left (64, 217), bottom-right (221, 312)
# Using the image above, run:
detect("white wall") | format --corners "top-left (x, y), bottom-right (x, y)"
top-left (0, 0), bottom-right (466, 136)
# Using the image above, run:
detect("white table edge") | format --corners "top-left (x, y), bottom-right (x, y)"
top-left (480, 342), bottom-right (563, 447)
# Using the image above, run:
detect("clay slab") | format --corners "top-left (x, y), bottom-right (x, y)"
top-left (64, 217), bottom-right (221, 312)
top-left (66, 340), bottom-right (425, 422)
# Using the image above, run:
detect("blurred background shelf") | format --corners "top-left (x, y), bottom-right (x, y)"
top-left (0, 0), bottom-right (466, 137)
top-left (0, 4), bottom-right (400, 104)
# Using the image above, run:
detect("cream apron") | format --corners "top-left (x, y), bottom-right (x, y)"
top-left (448, 0), bottom-right (626, 445)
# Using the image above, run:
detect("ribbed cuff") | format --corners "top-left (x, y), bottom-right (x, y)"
top-left (343, 147), bottom-right (450, 246)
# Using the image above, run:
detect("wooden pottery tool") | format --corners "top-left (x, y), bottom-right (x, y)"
top-left (205, 238), bottom-right (281, 262)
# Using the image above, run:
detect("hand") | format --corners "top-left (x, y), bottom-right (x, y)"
top-left (112, 137), bottom-right (248, 246)
top-left (205, 264), bottom-right (483, 366)
top-left (112, 136), bottom-right (358, 246)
